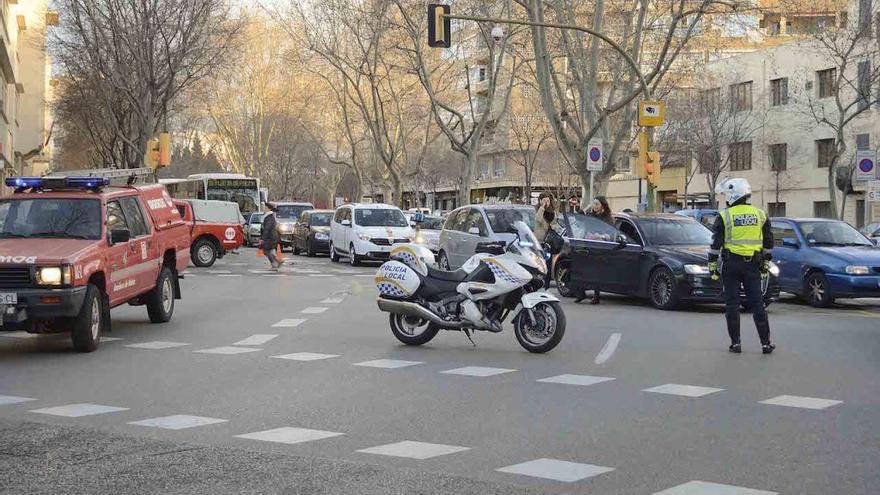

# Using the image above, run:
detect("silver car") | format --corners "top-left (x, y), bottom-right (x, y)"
top-left (437, 204), bottom-right (536, 269)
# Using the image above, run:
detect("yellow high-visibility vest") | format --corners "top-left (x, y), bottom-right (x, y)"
top-left (720, 204), bottom-right (766, 256)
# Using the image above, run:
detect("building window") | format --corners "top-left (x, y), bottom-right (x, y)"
top-left (729, 81), bottom-right (753, 112)
top-left (769, 143), bottom-right (787, 171)
top-left (700, 87), bottom-right (721, 112)
top-left (859, 0), bottom-right (873, 32)
top-left (768, 202), bottom-right (786, 217)
top-left (858, 61), bottom-right (871, 109)
top-left (770, 78), bottom-right (788, 106)
top-left (817, 68), bottom-right (836, 98)
top-left (813, 201), bottom-right (832, 218)
top-left (479, 161), bottom-right (490, 180)
top-left (729, 141), bottom-right (752, 171)
top-left (492, 157), bottom-right (504, 178)
top-left (698, 146), bottom-right (713, 173)
top-left (816, 138), bottom-right (835, 168)
top-left (478, 67), bottom-right (487, 82)
top-left (857, 133), bottom-right (870, 150)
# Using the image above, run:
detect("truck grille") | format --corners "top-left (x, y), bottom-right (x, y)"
top-left (0, 266), bottom-right (32, 287)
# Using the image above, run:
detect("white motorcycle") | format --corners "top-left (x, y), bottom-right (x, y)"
top-left (375, 221), bottom-right (565, 353)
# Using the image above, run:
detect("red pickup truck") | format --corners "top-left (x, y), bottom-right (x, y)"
top-left (0, 177), bottom-right (191, 351)
top-left (173, 199), bottom-right (245, 267)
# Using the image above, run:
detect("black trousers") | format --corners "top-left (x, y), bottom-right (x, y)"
top-left (721, 254), bottom-right (771, 345)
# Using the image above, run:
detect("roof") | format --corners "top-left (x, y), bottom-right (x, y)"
top-left (306, 209), bottom-right (335, 213)
top-left (7, 183), bottom-right (161, 200)
top-left (772, 217), bottom-right (842, 223)
top-left (342, 203), bottom-right (400, 209)
top-left (272, 201), bottom-right (314, 206)
top-left (615, 212), bottom-right (693, 221)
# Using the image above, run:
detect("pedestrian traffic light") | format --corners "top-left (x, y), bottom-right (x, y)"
top-left (144, 138), bottom-right (160, 170)
top-left (428, 4), bottom-right (451, 48)
top-left (646, 151), bottom-right (660, 186)
top-left (158, 132), bottom-right (171, 168)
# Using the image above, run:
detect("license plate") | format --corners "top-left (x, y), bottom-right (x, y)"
top-left (0, 293), bottom-right (17, 305)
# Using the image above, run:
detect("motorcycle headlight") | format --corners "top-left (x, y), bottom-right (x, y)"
top-left (845, 265), bottom-right (870, 275)
top-left (37, 266), bottom-right (71, 286)
top-left (684, 264), bottom-right (710, 275)
top-left (315, 232), bottom-right (329, 240)
top-left (358, 233), bottom-right (371, 241)
top-left (413, 233), bottom-right (424, 244)
top-left (768, 261), bottom-right (780, 277)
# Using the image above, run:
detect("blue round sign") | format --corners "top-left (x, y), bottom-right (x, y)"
top-left (859, 158), bottom-right (874, 173)
top-left (589, 147), bottom-right (601, 162)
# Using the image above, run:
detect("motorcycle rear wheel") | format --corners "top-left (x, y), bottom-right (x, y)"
top-left (513, 301), bottom-right (565, 354)
top-left (389, 313), bottom-right (440, 346)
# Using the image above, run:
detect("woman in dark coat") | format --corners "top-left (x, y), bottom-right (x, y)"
top-left (576, 195), bottom-right (613, 304)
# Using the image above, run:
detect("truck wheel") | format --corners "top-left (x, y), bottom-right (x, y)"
top-left (192, 238), bottom-right (217, 267)
top-left (146, 267), bottom-right (175, 323)
top-left (71, 284), bottom-right (102, 353)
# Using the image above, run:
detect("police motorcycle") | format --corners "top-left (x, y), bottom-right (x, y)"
top-left (374, 221), bottom-right (565, 353)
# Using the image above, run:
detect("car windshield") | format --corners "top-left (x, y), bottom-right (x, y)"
top-left (565, 213), bottom-right (620, 241)
top-left (419, 216), bottom-right (444, 230)
top-left (638, 217), bottom-right (712, 245)
top-left (800, 221), bottom-right (872, 246)
top-left (355, 208), bottom-right (408, 227)
top-left (0, 198), bottom-right (102, 240)
top-left (485, 208), bottom-right (535, 233)
top-left (310, 212), bottom-right (332, 226)
top-left (276, 205), bottom-right (311, 220)
top-left (249, 213), bottom-right (264, 224)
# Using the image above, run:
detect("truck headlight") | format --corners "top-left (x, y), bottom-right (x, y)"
top-left (37, 266), bottom-right (71, 286)
top-left (358, 233), bottom-right (371, 241)
top-left (767, 261), bottom-right (780, 277)
top-left (684, 264), bottom-right (710, 275)
top-left (845, 265), bottom-right (870, 275)
top-left (315, 232), bottom-right (329, 240)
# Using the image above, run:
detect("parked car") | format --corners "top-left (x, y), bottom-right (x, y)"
top-left (174, 199), bottom-right (245, 267)
top-left (410, 214), bottom-right (444, 254)
top-left (674, 208), bottom-right (719, 229)
top-left (437, 204), bottom-right (536, 270)
top-left (244, 212), bottom-right (264, 247)
top-left (329, 203), bottom-right (414, 265)
top-left (292, 209), bottom-right (333, 257)
top-left (770, 217), bottom-right (880, 307)
top-left (555, 212), bottom-right (779, 310)
top-left (272, 201), bottom-right (315, 251)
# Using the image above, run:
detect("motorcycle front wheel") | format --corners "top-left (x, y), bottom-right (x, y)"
top-left (513, 301), bottom-right (566, 354)
top-left (389, 314), bottom-right (440, 346)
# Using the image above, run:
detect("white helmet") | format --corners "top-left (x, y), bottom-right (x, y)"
top-left (715, 177), bottom-right (752, 205)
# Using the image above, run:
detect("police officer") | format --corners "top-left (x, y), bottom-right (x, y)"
top-left (709, 178), bottom-right (776, 354)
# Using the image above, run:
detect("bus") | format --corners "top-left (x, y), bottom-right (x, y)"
top-left (161, 174), bottom-right (263, 217)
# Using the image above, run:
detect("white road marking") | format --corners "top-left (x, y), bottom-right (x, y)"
top-left (262, 274), bottom-right (286, 277)
top-left (234, 427), bottom-right (344, 445)
top-left (249, 270), bottom-right (276, 274)
top-left (301, 307), bottom-right (328, 314)
top-left (124, 341), bottom-right (190, 350)
top-left (643, 384), bottom-right (724, 398)
top-left (759, 395), bottom-right (842, 410)
top-left (218, 274), bottom-right (242, 278)
top-left (0, 395), bottom-right (36, 405)
top-left (653, 480), bottom-right (777, 494)
top-left (320, 297), bottom-right (345, 304)
top-left (537, 374), bottom-right (615, 387)
top-left (441, 366), bottom-right (516, 377)
top-left (309, 274), bottom-right (333, 278)
top-left (128, 415), bottom-right (228, 430)
top-left (0, 332), bottom-right (64, 339)
top-left (496, 458), bottom-right (615, 483)
top-left (101, 337), bottom-right (124, 342)
top-left (272, 352), bottom-right (339, 361)
top-left (194, 346), bottom-right (262, 355)
top-left (357, 441), bottom-right (470, 459)
top-left (207, 270), bottom-right (232, 274)
top-left (233, 334), bottom-right (278, 346)
top-left (354, 359), bottom-right (423, 369)
top-left (272, 319), bottom-right (306, 328)
top-left (30, 403), bottom-right (129, 417)
top-left (594, 332), bottom-right (621, 364)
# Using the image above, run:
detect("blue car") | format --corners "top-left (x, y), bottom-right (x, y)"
top-left (770, 217), bottom-right (880, 307)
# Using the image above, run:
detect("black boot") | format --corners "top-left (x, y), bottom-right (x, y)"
top-left (762, 343), bottom-right (776, 354)
top-left (729, 343), bottom-right (742, 354)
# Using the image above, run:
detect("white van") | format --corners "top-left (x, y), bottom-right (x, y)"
top-left (330, 203), bottom-right (414, 265)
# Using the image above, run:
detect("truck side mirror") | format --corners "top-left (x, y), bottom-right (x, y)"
top-left (110, 228), bottom-right (131, 245)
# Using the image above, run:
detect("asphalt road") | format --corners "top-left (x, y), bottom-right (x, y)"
top-left (1, 248), bottom-right (878, 494)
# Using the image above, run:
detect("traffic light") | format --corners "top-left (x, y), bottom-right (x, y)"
top-left (428, 4), bottom-right (451, 48)
top-left (159, 132), bottom-right (171, 167)
top-left (647, 151), bottom-right (661, 186)
top-left (144, 138), bottom-right (160, 170)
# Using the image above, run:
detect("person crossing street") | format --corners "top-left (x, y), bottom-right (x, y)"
top-left (261, 204), bottom-right (282, 270)
top-left (709, 178), bottom-right (776, 354)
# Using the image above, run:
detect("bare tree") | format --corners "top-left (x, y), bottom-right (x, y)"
top-left (508, 111), bottom-right (554, 200)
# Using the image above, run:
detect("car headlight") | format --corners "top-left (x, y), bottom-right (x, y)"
top-left (315, 232), bottom-right (329, 240)
top-left (36, 266), bottom-right (71, 286)
top-left (845, 265), bottom-right (870, 275)
top-left (767, 261), bottom-right (780, 277)
top-left (684, 264), bottom-right (710, 275)
top-left (279, 224), bottom-right (293, 232)
top-left (358, 233), bottom-right (371, 241)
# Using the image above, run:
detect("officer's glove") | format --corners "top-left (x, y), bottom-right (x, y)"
top-left (761, 260), bottom-right (770, 277)
top-left (708, 261), bottom-right (720, 281)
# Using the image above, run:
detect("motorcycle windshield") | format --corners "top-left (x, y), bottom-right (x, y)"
top-left (512, 221), bottom-right (542, 252)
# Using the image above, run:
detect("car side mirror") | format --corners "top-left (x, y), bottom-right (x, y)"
top-left (110, 228), bottom-right (131, 245)
top-left (476, 241), bottom-right (505, 255)
top-left (782, 237), bottom-right (799, 248)
top-left (341, 219), bottom-right (351, 227)
top-left (468, 227), bottom-right (480, 235)
top-left (615, 234), bottom-right (628, 247)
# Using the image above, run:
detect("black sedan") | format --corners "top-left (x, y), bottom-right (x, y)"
top-left (292, 210), bottom-right (334, 257)
top-left (553, 212), bottom-right (780, 310)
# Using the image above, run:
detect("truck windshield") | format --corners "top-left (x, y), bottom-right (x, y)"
top-left (0, 198), bottom-right (102, 239)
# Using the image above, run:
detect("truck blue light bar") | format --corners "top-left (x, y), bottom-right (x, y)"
top-left (5, 177), bottom-right (111, 191)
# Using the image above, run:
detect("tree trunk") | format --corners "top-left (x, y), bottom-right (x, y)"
top-left (827, 163), bottom-right (839, 219)
top-left (460, 154), bottom-right (475, 205)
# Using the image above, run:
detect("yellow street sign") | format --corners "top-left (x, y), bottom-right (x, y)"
top-left (639, 101), bottom-right (663, 127)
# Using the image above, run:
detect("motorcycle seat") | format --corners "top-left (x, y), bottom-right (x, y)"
top-left (427, 266), bottom-right (469, 282)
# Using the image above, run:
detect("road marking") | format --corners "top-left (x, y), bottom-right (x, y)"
top-left (229, 263), bottom-right (249, 266)
top-left (496, 458), bottom-right (614, 483)
top-left (101, 337), bottom-right (124, 342)
top-left (354, 359), bottom-right (423, 369)
top-left (594, 332), bottom-right (621, 364)
top-left (301, 307), bottom-right (328, 314)
top-left (262, 274), bottom-right (286, 277)
top-left (537, 374), bottom-right (615, 387)
top-left (0, 332), bottom-right (65, 339)
top-left (321, 297), bottom-right (345, 304)
top-left (194, 346), bottom-right (262, 355)
top-left (249, 270), bottom-right (276, 274)
top-left (272, 352), bottom-right (340, 361)
top-left (235, 427), bottom-right (344, 445)
top-left (233, 334), bottom-right (278, 346)
top-left (309, 274), bottom-right (334, 278)
top-left (357, 441), bottom-right (470, 459)
top-left (129, 415), bottom-right (228, 430)
top-left (643, 384), bottom-right (724, 398)
top-left (759, 395), bottom-right (842, 410)
top-left (653, 480), bottom-right (777, 494)
top-left (30, 403), bottom-right (129, 417)
top-left (354, 274), bottom-right (375, 278)
top-left (441, 366), bottom-right (516, 377)
top-left (125, 341), bottom-right (190, 350)
top-left (207, 270), bottom-right (232, 274)
top-left (272, 319), bottom-right (306, 328)
top-left (0, 395), bottom-right (36, 405)
top-left (218, 274), bottom-right (242, 278)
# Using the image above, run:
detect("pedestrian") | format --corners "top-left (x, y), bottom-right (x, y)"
top-left (534, 192), bottom-right (562, 289)
top-left (576, 195), bottom-right (613, 304)
top-left (708, 178), bottom-right (776, 354)
top-left (261, 203), bottom-right (282, 270)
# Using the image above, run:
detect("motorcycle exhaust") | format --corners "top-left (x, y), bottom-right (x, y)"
top-left (376, 298), bottom-right (465, 328)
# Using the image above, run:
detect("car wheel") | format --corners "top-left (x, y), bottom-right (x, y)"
top-left (191, 238), bottom-right (217, 267)
top-left (805, 272), bottom-right (834, 308)
top-left (329, 242), bottom-right (339, 262)
top-left (146, 266), bottom-right (175, 323)
top-left (554, 258), bottom-right (573, 298)
top-left (649, 267), bottom-right (680, 310)
top-left (70, 284), bottom-right (102, 353)
top-left (349, 243), bottom-right (361, 266)
top-left (437, 251), bottom-right (450, 270)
